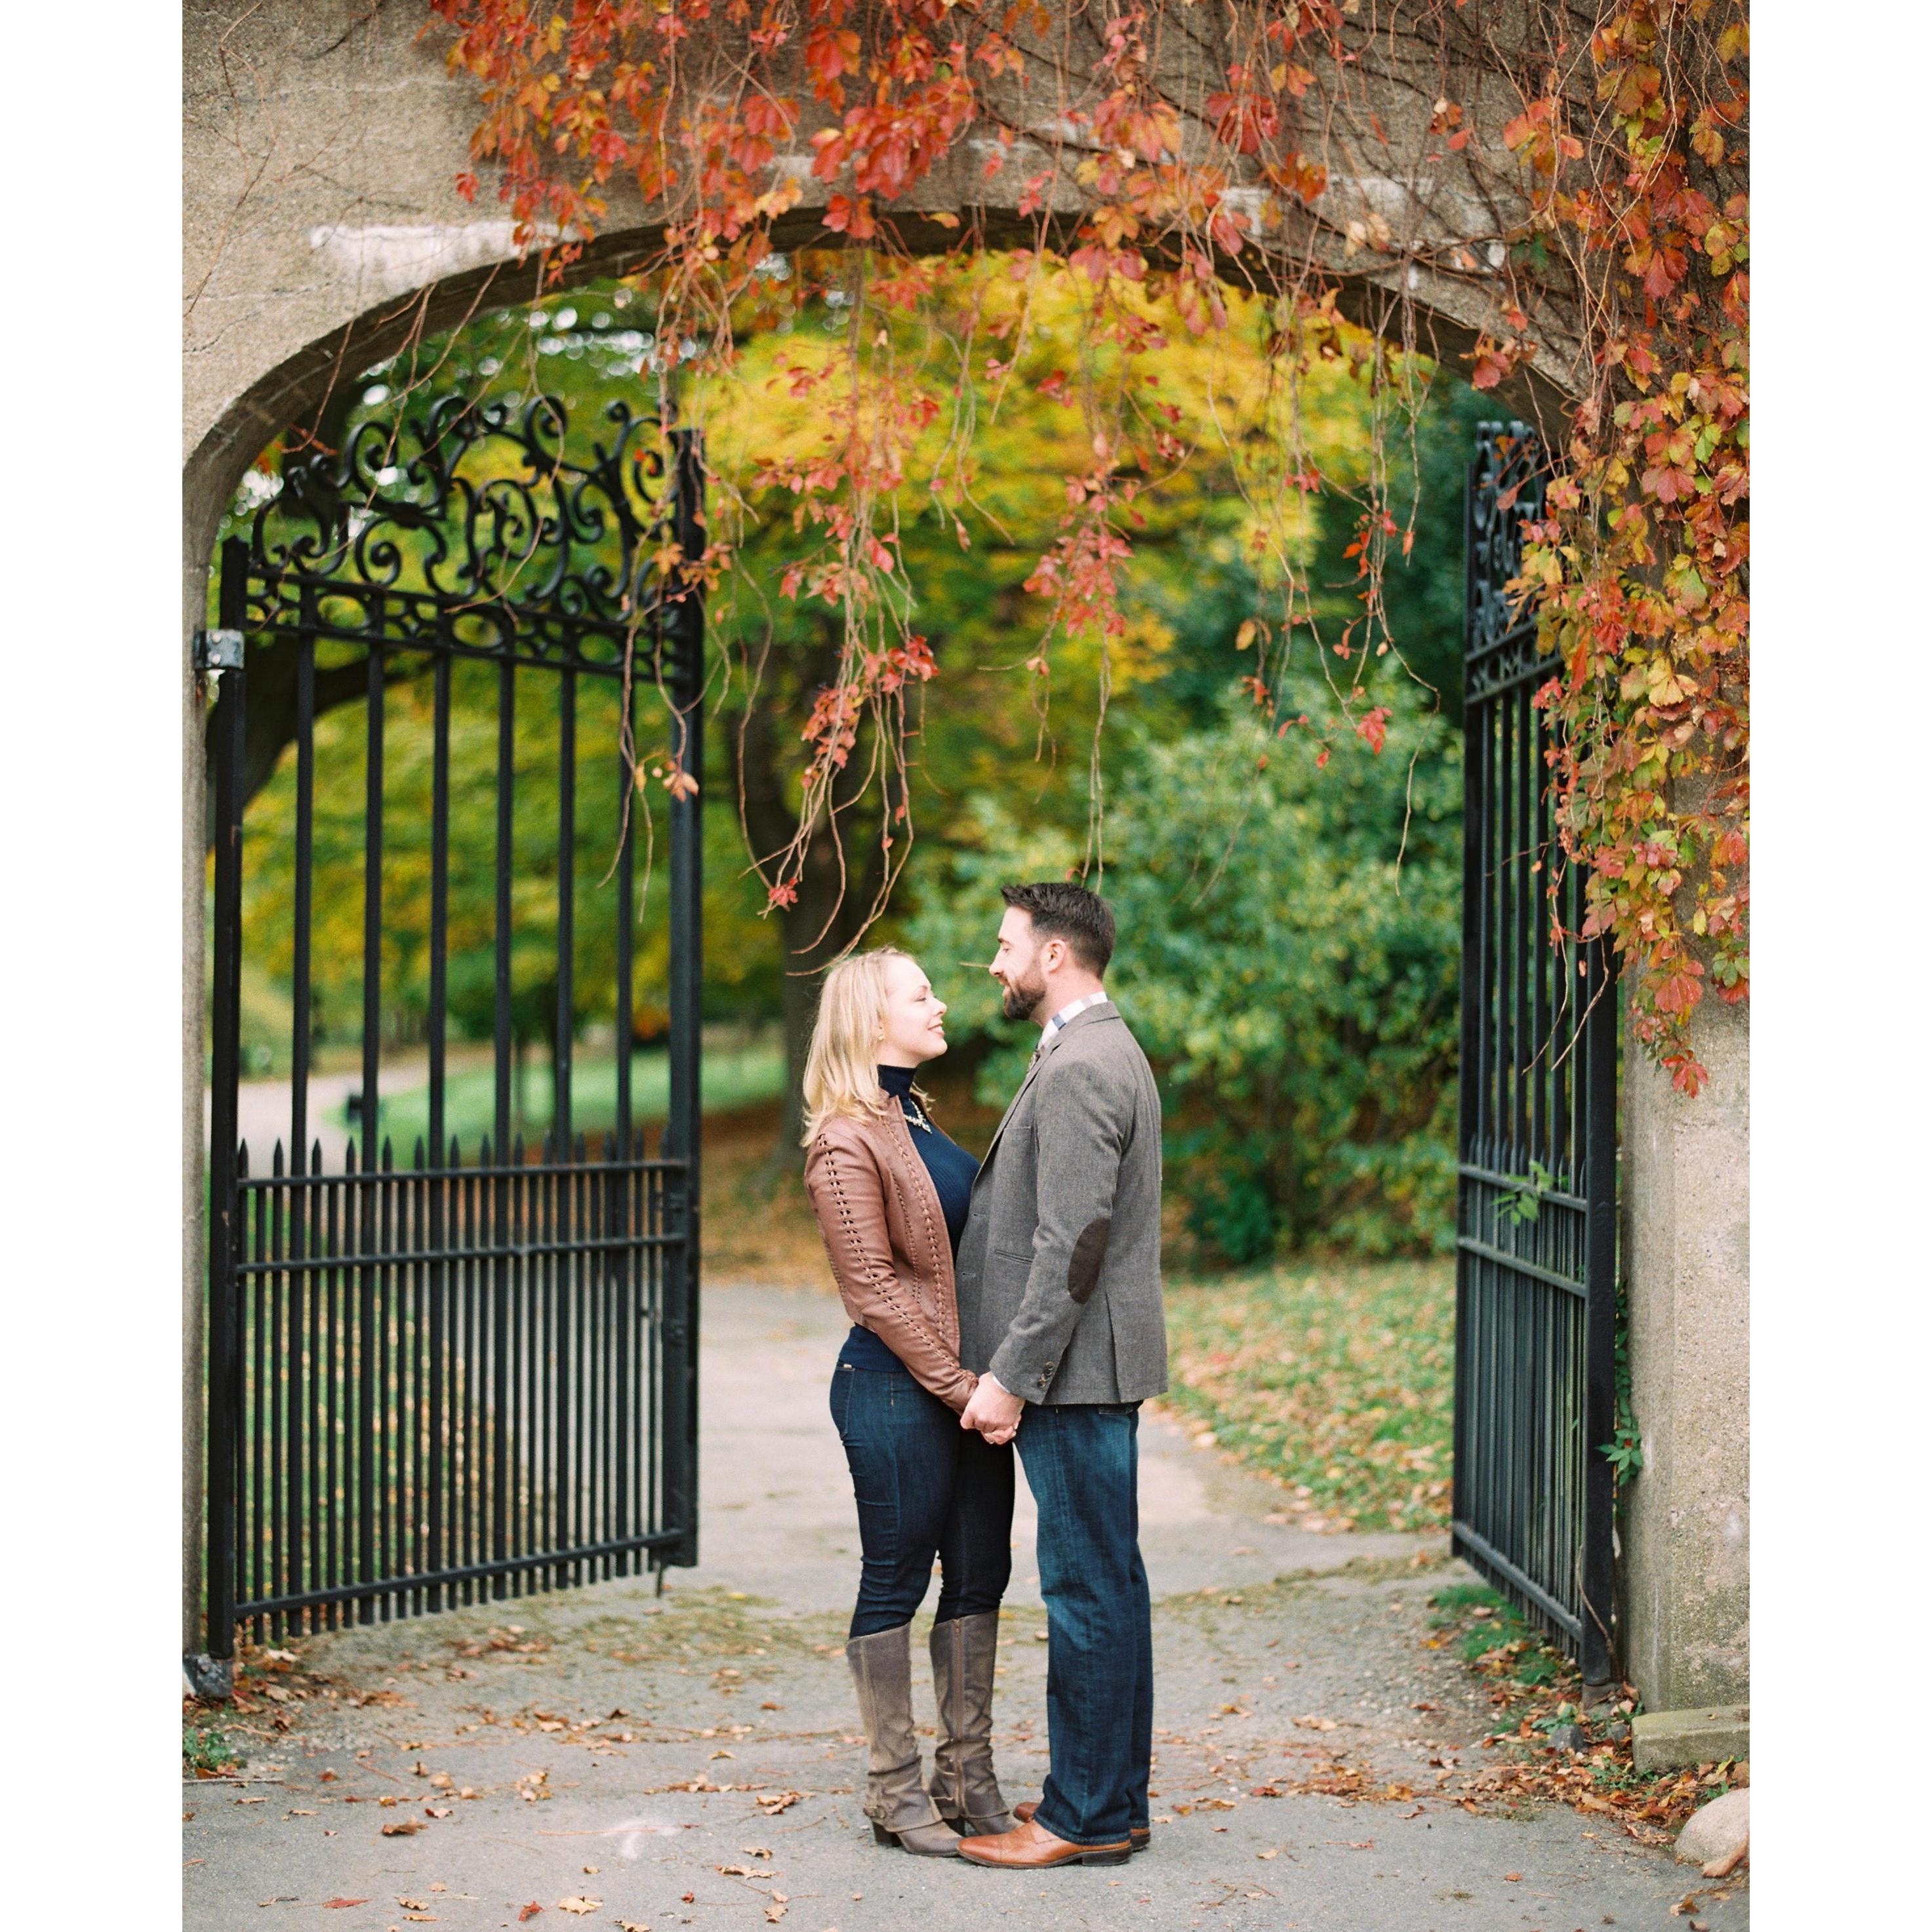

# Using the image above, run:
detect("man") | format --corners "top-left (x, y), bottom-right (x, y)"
top-left (952, 881), bottom-right (1166, 1870)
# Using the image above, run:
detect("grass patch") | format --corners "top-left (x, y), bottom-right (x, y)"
top-left (350, 1040), bottom-right (786, 1153)
top-left (1428, 1582), bottom-right (1571, 1687)
top-left (183, 1721), bottom-right (241, 1777)
top-left (1161, 1258), bottom-right (1453, 1530)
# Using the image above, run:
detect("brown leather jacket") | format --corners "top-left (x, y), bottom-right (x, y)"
top-left (803, 1104), bottom-right (978, 1413)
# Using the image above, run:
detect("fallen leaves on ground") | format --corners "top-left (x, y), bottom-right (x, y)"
top-left (380, 1818), bottom-right (424, 1836)
top-left (557, 1899), bottom-right (600, 1916)
top-left (1249, 1748), bottom-right (1415, 1806)
top-left (755, 1790), bottom-right (805, 1815)
top-left (1161, 1262), bottom-right (1455, 1531)
top-left (321, 1903), bottom-right (367, 1912)
top-left (1430, 1588), bottom-right (1747, 1836)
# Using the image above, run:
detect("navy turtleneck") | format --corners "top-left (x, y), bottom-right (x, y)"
top-left (875, 1063), bottom-right (979, 1257)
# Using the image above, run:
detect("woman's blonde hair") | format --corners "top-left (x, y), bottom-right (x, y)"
top-left (801, 947), bottom-right (936, 1146)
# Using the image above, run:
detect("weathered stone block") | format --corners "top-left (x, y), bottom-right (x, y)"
top-left (1632, 1704), bottom-right (1749, 1773)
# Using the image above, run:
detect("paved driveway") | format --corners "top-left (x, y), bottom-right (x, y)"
top-left (184, 1283), bottom-right (1744, 1931)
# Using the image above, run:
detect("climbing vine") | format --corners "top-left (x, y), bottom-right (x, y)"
top-left (424, 0), bottom-right (1747, 1091)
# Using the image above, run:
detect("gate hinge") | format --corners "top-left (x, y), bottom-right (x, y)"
top-left (193, 628), bottom-right (245, 676)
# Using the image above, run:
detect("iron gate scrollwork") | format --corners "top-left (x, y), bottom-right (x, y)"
top-left (1453, 423), bottom-right (1619, 1685)
top-left (197, 390), bottom-right (706, 1673)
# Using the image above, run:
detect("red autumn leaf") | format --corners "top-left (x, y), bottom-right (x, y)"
top-left (1468, 343), bottom-right (1515, 392)
top-left (1651, 962), bottom-right (1705, 1015)
top-left (520, 1906), bottom-right (544, 1923)
top-left (803, 24), bottom-right (860, 92)
top-left (823, 194), bottom-right (877, 241)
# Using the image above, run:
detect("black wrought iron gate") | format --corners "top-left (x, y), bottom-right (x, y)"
top-left (194, 393), bottom-right (706, 1680)
top-left (1453, 423), bottom-right (1619, 1685)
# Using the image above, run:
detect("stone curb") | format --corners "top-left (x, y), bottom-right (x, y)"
top-left (1632, 1704), bottom-right (1749, 1772)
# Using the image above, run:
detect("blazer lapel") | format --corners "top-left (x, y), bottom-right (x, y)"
top-left (973, 1000), bottom-right (1119, 1177)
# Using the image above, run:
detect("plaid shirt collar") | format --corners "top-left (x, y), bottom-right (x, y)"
top-left (1041, 989), bottom-right (1109, 1039)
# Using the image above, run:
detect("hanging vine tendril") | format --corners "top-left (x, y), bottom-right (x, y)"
top-left (424, 0), bottom-right (1748, 1092)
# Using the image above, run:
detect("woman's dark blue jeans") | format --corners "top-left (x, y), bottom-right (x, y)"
top-left (828, 1335), bottom-right (1015, 1639)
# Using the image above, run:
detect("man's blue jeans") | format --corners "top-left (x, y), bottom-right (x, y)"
top-left (1016, 1401), bottom-right (1154, 1847)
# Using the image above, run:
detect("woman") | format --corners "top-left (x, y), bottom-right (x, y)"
top-left (802, 948), bottom-right (1016, 1858)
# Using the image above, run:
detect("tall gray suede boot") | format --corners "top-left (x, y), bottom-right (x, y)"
top-left (845, 1624), bottom-right (961, 1856)
top-left (927, 1611), bottom-right (1016, 1836)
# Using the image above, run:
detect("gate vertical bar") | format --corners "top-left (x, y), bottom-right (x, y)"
top-left (614, 681), bottom-right (637, 1567)
top-left (555, 669), bottom-right (578, 1586)
top-left (1580, 937), bottom-right (1619, 1684)
top-left (490, 647), bottom-right (515, 1596)
top-left (660, 428), bottom-right (706, 1571)
top-left (202, 536), bottom-right (250, 1671)
top-left (288, 604), bottom-right (316, 1619)
top-left (357, 637), bottom-right (386, 1622)
top-left (426, 649), bottom-right (452, 1611)
top-left (1451, 458), bottom-right (1483, 1550)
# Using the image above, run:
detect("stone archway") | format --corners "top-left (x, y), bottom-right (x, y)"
top-left (184, 0), bottom-right (1746, 1732)
top-left (187, 0), bottom-right (1586, 558)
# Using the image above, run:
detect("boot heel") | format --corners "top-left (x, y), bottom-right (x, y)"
top-left (1079, 1848), bottom-right (1133, 1866)
top-left (872, 1822), bottom-right (899, 1848)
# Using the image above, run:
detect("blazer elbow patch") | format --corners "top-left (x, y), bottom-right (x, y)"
top-left (1066, 1216), bottom-right (1112, 1304)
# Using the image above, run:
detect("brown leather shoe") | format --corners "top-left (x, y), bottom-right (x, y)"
top-left (1014, 1798), bottom-right (1150, 1853)
top-left (956, 1815), bottom-right (1132, 1868)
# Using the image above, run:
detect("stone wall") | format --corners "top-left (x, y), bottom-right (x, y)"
top-left (1621, 994), bottom-right (1751, 1711)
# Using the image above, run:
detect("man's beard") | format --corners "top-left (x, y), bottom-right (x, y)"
top-left (1000, 971), bottom-right (1047, 1024)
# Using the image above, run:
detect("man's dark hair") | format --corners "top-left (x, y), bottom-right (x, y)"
top-left (1000, 880), bottom-right (1116, 976)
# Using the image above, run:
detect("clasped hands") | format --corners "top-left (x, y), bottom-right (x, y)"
top-left (959, 1373), bottom-right (1025, 1447)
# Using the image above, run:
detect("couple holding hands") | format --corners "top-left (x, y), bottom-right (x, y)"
top-left (801, 881), bottom-right (1166, 1870)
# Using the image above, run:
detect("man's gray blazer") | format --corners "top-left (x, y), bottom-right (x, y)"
top-left (956, 999), bottom-right (1167, 1405)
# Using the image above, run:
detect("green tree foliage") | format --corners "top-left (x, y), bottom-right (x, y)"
top-left (225, 260), bottom-right (1481, 1245)
top-left (904, 677), bottom-right (1460, 1263)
